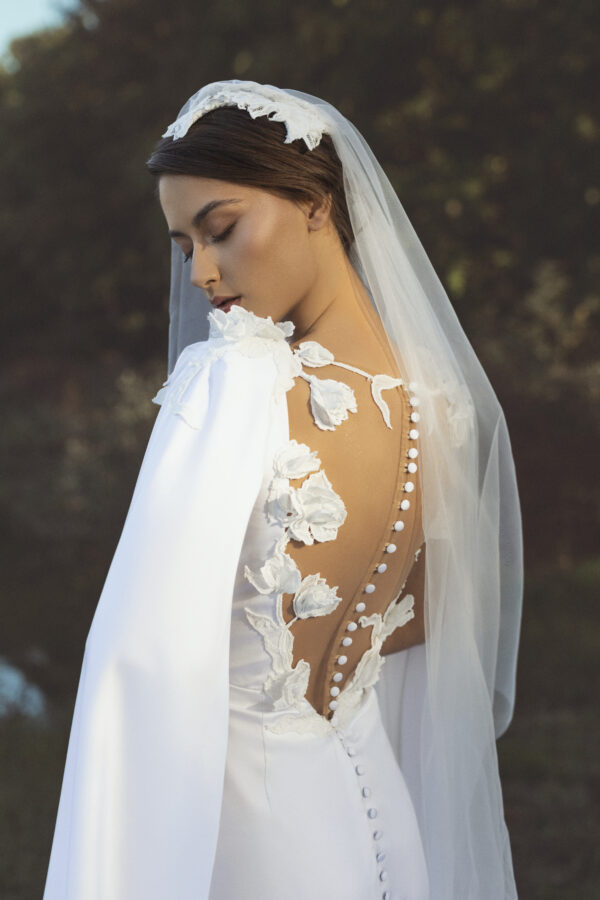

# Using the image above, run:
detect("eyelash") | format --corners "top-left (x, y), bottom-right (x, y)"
top-left (182, 223), bottom-right (235, 262)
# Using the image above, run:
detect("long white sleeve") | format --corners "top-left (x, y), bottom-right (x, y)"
top-left (43, 346), bottom-right (279, 899)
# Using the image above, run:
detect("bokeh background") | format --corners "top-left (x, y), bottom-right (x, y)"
top-left (1, 0), bottom-right (598, 896)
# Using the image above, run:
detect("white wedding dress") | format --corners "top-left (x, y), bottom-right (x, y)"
top-left (43, 306), bottom-right (430, 900)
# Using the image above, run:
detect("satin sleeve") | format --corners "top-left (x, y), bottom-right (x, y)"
top-left (43, 347), bottom-right (280, 900)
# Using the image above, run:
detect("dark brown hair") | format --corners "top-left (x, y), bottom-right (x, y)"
top-left (146, 106), bottom-right (354, 255)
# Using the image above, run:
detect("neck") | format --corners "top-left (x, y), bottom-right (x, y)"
top-left (287, 242), bottom-right (380, 346)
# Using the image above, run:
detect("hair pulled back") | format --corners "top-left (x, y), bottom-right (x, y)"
top-left (146, 106), bottom-right (354, 255)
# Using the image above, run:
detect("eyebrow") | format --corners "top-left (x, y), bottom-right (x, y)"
top-left (167, 199), bottom-right (243, 238)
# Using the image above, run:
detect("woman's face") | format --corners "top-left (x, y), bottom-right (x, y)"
top-left (158, 174), bottom-right (323, 323)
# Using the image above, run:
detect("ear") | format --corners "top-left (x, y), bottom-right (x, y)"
top-left (302, 193), bottom-right (333, 232)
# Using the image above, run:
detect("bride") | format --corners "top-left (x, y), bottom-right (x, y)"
top-left (43, 81), bottom-right (523, 899)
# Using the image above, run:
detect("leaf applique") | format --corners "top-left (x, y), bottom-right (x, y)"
top-left (370, 373), bottom-right (403, 429)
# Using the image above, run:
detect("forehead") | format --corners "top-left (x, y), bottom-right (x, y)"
top-left (159, 174), bottom-right (251, 205)
top-left (158, 175), bottom-right (275, 234)
top-left (160, 175), bottom-right (234, 214)
top-left (158, 175), bottom-right (297, 237)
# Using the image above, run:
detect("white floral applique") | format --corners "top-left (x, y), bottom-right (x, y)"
top-left (272, 438), bottom-right (321, 479)
top-left (303, 375), bottom-right (358, 431)
top-left (292, 340), bottom-right (334, 368)
top-left (233, 320), bottom-right (418, 734)
top-left (412, 342), bottom-right (475, 446)
top-left (152, 305), bottom-right (302, 425)
top-left (243, 534), bottom-right (302, 598)
top-left (163, 82), bottom-right (329, 151)
top-left (292, 340), bottom-right (403, 431)
top-left (328, 592), bottom-right (415, 728)
top-left (292, 574), bottom-right (342, 620)
top-left (266, 469), bottom-right (347, 544)
top-left (243, 607), bottom-right (311, 710)
top-left (243, 550), bottom-right (338, 735)
top-left (359, 592), bottom-right (416, 644)
top-left (243, 432), bottom-right (348, 735)
top-left (371, 373), bottom-right (404, 428)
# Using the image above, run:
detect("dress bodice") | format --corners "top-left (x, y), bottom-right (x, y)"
top-left (197, 306), bottom-right (427, 735)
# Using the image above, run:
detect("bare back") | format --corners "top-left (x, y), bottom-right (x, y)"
top-left (279, 323), bottom-right (426, 719)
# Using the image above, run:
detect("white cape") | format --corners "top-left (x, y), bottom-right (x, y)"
top-left (43, 345), bottom-right (282, 898)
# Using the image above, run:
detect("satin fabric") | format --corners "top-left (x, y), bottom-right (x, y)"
top-left (43, 348), bottom-right (281, 898)
top-left (43, 337), bottom-right (430, 899)
top-left (209, 683), bottom-right (428, 899)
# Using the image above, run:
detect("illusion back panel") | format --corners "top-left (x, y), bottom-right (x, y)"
top-left (281, 347), bottom-right (425, 718)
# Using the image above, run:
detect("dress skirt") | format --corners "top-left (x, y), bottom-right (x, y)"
top-left (208, 682), bottom-right (430, 900)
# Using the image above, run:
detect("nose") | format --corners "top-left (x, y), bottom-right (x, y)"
top-left (189, 244), bottom-right (220, 292)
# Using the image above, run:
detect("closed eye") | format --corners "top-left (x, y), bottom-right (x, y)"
top-left (181, 223), bottom-right (236, 263)
top-left (210, 222), bottom-right (235, 244)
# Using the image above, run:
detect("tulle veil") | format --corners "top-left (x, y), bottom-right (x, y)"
top-left (163, 80), bottom-right (523, 898)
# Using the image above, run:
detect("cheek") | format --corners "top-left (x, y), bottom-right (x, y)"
top-left (236, 213), bottom-right (315, 302)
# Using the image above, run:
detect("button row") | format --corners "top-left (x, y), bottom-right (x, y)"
top-left (347, 749), bottom-right (390, 895)
top-left (330, 385), bottom-right (421, 721)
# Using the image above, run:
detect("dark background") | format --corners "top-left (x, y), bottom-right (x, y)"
top-left (1, 0), bottom-right (598, 896)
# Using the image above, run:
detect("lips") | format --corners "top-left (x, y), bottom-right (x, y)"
top-left (211, 295), bottom-right (241, 308)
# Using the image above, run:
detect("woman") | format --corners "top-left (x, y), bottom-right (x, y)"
top-left (43, 81), bottom-right (523, 900)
